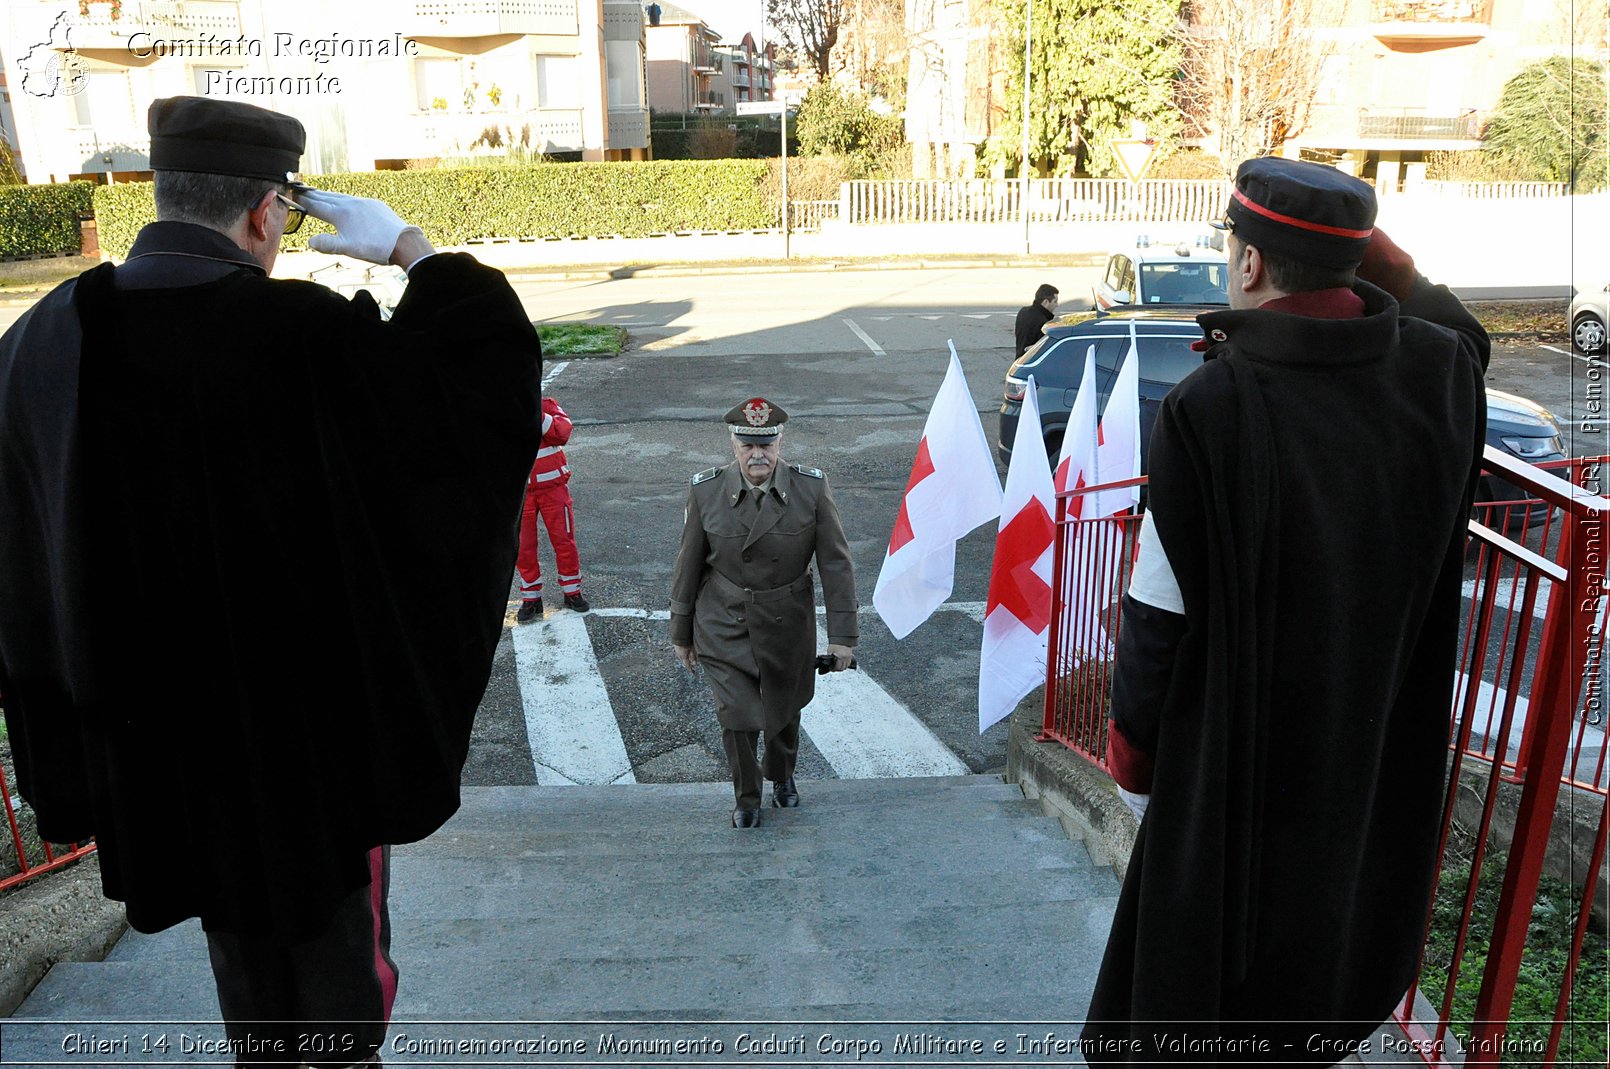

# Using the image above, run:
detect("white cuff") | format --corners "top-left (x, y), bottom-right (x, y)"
top-left (404, 251), bottom-right (437, 275)
top-left (1118, 787), bottom-right (1151, 822)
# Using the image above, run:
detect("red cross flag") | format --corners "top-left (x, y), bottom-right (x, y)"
top-left (873, 345), bottom-right (1003, 640)
top-left (979, 375), bottom-right (1057, 732)
top-left (1054, 344), bottom-right (1115, 661)
top-left (1088, 332), bottom-right (1142, 519)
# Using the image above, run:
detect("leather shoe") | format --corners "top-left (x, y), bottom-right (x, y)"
top-left (564, 593), bottom-right (590, 613)
top-left (731, 808), bottom-right (761, 828)
top-left (515, 600), bottom-right (543, 623)
top-left (770, 777), bottom-right (799, 808)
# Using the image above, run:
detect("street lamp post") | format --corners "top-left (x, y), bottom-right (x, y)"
top-left (1020, 0), bottom-right (1032, 255)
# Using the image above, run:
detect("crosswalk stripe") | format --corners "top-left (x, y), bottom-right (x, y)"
top-left (511, 612), bottom-right (637, 786)
top-left (802, 624), bottom-right (970, 778)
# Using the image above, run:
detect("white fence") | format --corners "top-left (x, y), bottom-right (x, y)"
top-left (833, 177), bottom-right (1572, 225)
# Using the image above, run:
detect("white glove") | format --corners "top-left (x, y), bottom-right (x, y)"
top-left (1118, 787), bottom-right (1150, 822)
top-left (298, 188), bottom-right (423, 265)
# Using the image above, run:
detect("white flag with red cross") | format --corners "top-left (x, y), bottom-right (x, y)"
top-left (1090, 332), bottom-right (1142, 519)
top-left (1054, 345), bottom-right (1115, 661)
top-left (873, 345), bottom-right (1003, 640)
top-left (979, 377), bottom-right (1058, 732)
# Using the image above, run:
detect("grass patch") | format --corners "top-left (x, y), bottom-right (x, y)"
top-left (537, 322), bottom-right (625, 357)
top-left (0, 255), bottom-right (100, 293)
top-left (1469, 300), bottom-right (1568, 340)
top-left (1420, 828), bottom-right (1608, 1065)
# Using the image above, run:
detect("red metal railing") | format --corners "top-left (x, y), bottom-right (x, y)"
top-left (1040, 450), bottom-right (1609, 1065)
top-left (0, 697), bottom-right (97, 892)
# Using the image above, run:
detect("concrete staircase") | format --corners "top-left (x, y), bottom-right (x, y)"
top-left (8, 776), bottom-right (1120, 1065)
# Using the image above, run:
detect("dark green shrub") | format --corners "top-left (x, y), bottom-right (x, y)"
top-left (0, 183), bottom-right (96, 258)
top-left (93, 161), bottom-right (775, 258)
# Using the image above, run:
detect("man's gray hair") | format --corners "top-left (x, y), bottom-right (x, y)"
top-left (153, 170), bottom-right (286, 230)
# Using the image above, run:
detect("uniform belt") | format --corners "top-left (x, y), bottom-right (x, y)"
top-left (709, 569), bottom-right (813, 603)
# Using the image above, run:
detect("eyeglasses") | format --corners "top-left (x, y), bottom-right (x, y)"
top-left (274, 193), bottom-right (306, 235)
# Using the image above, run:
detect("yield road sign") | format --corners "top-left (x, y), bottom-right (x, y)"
top-left (1112, 139), bottom-right (1157, 182)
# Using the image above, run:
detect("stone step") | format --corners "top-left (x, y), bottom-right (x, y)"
top-left (407, 820), bottom-right (1091, 870)
top-left (384, 859), bottom-right (1117, 921)
top-left (24, 929), bottom-right (1114, 1018)
top-left (450, 776), bottom-right (1025, 814)
top-left (110, 892), bottom-right (1116, 965)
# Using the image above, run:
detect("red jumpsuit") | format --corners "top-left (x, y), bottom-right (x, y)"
top-left (518, 398), bottom-right (582, 603)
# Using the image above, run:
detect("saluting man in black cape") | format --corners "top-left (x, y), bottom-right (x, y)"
top-left (0, 97), bottom-right (540, 1065)
top-left (1081, 158), bottom-right (1489, 1063)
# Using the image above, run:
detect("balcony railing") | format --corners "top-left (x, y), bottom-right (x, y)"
top-left (693, 90), bottom-right (724, 109)
top-left (1357, 109), bottom-right (1480, 140)
top-left (403, 108), bottom-right (586, 155)
top-left (1374, 0), bottom-right (1491, 23)
top-left (61, 0), bottom-right (242, 49)
top-left (410, 0), bottom-right (579, 37)
top-left (732, 70), bottom-right (750, 88)
top-left (607, 106), bottom-right (650, 150)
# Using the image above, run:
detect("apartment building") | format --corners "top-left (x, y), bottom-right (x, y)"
top-left (0, 0), bottom-right (649, 181)
top-left (712, 31), bottom-right (771, 110)
top-left (644, 0), bottom-right (722, 113)
top-left (1273, 0), bottom-right (1584, 185)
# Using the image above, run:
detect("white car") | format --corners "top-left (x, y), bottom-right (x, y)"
top-left (1093, 236), bottom-right (1230, 313)
top-left (1571, 282), bottom-right (1608, 355)
top-left (308, 262), bottom-right (408, 321)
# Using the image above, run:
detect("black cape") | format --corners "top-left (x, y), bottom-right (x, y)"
top-left (0, 224), bottom-right (540, 935)
top-left (1082, 280), bottom-right (1488, 1061)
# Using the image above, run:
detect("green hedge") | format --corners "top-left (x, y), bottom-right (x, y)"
top-left (93, 160), bottom-right (774, 259)
top-left (0, 182), bottom-right (95, 258)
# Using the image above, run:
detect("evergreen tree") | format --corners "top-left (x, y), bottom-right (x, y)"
top-left (988, 0), bottom-right (1182, 177)
top-left (1482, 57), bottom-right (1609, 191)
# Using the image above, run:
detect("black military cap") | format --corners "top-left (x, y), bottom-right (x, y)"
top-left (1211, 157), bottom-right (1376, 269)
top-left (148, 96), bottom-right (305, 182)
top-left (725, 397), bottom-right (788, 439)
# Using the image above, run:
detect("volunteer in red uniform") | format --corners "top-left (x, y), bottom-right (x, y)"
top-left (517, 396), bottom-right (589, 621)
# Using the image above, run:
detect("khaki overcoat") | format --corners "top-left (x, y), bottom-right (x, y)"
top-left (669, 461), bottom-right (857, 732)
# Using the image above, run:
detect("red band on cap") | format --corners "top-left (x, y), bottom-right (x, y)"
top-left (1232, 188), bottom-right (1373, 239)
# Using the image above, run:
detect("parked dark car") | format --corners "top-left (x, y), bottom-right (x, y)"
top-left (997, 309), bottom-right (1566, 516)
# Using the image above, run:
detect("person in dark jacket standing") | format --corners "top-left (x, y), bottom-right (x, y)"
top-left (0, 97), bottom-right (539, 1066)
top-left (1014, 282), bottom-right (1059, 357)
top-left (1080, 158), bottom-right (1489, 1062)
top-left (669, 399), bottom-right (858, 828)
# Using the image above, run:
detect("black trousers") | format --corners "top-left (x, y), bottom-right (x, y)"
top-left (723, 719), bottom-right (799, 810)
top-left (203, 847), bottom-right (395, 1068)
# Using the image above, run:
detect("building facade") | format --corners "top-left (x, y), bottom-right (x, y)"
top-left (1282, 0), bottom-right (1587, 185)
top-left (0, 0), bottom-right (647, 181)
top-left (644, 0), bottom-right (722, 113)
top-left (712, 31), bottom-right (771, 110)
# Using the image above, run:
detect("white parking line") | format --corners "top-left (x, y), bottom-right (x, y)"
top-left (1462, 577), bottom-right (1550, 621)
top-left (802, 624), bottom-right (970, 778)
top-left (511, 611), bottom-right (637, 785)
top-left (540, 360), bottom-right (570, 387)
top-left (842, 318), bottom-right (887, 357)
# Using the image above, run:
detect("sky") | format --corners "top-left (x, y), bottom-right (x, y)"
top-left (669, 0), bottom-right (771, 44)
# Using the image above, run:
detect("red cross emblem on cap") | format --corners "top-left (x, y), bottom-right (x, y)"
top-left (743, 399), bottom-right (771, 426)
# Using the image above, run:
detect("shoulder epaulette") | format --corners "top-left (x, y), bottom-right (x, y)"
top-left (691, 467), bottom-right (721, 485)
top-left (793, 464), bottom-right (824, 479)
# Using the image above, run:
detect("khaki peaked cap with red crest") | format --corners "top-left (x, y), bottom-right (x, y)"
top-left (724, 397), bottom-right (788, 439)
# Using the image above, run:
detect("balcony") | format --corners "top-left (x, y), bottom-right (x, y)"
top-left (1357, 108), bottom-right (1480, 140)
top-left (732, 69), bottom-right (750, 88)
top-left (1371, 0), bottom-right (1490, 49)
top-left (399, 108), bottom-right (586, 155)
top-left (693, 90), bottom-right (724, 109)
top-left (692, 46), bottom-right (723, 73)
top-left (62, 0), bottom-right (242, 53)
top-left (607, 106), bottom-right (650, 150)
top-left (409, 0), bottom-right (579, 39)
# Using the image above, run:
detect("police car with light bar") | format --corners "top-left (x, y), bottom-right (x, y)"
top-left (1092, 234), bottom-right (1229, 314)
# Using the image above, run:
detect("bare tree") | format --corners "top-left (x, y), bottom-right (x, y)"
top-left (1174, 0), bottom-right (1343, 174)
top-left (768, 0), bottom-right (845, 81)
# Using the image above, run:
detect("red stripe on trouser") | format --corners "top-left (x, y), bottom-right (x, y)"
top-left (369, 845), bottom-right (397, 1023)
top-left (517, 483), bottom-right (582, 595)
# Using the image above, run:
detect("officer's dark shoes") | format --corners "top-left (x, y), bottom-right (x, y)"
top-left (732, 808), bottom-right (761, 829)
top-left (770, 777), bottom-right (800, 808)
top-left (515, 601), bottom-right (543, 624)
top-left (564, 593), bottom-right (591, 613)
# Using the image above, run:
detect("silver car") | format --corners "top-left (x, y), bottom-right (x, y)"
top-left (1571, 282), bottom-right (1608, 355)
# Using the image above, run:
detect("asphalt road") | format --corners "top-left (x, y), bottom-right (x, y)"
top-left (486, 266), bottom-right (1607, 794)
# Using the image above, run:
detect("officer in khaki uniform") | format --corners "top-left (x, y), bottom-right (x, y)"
top-left (670, 398), bottom-right (857, 827)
